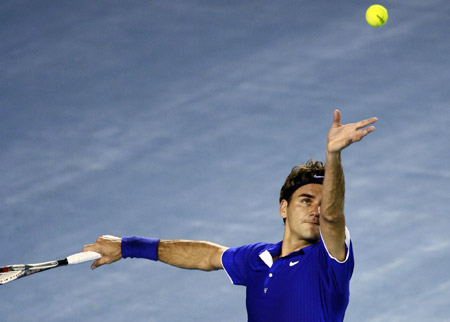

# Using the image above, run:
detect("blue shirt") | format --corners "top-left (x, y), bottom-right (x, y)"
top-left (221, 228), bottom-right (354, 322)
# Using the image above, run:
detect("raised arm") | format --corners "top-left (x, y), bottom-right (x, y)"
top-left (83, 236), bottom-right (228, 271)
top-left (320, 110), bottom-right (377, 261)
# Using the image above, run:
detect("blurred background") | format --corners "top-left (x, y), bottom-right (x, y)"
top-left (1, 0), bottom-right (449, 321)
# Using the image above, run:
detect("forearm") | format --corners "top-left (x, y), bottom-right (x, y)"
top-left (83, 235), bottom-right (226, 270)
top-left (158, 240), bottom-right (226, 271)
top-left (319, 151), bottom-right (347, 261)
top-left (321, 151), bottom-right (345, 222)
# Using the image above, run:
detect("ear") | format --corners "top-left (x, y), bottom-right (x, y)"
top-left (280, 199), bottom-right (288, 220)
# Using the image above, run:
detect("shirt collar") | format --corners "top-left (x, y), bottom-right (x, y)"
top-left (258, 241), bottom-right (314, 268)
top-left (258, 241), bottom-right (282, 268)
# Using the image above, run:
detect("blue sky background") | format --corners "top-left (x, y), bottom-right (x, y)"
top-left (1, 0), bottom-right (449, 321)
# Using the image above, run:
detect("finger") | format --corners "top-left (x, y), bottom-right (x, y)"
top-left (101, 235), bottom-right (120, 240)
top-left (83, 244), bottom-right (96, 252)
top-left (90, 256), bottom-right (109, 270)
top-left (365, 125), bottom-right (376, 133)
top-left (356, 117), bottom-right (378, 129)
top-left (333, 109), bottom-right (341, 125)
top-left (91, 259), bottom-right (102, 270)
top-left (354, 126), bottom-right (376, 142)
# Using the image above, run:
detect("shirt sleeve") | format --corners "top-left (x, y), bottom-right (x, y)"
top-left (221, 243), bottom-right (259, 286)
top-left (320, 227), bottom-right (355, 295)
top-left (321, 226), bottom-right (352, 263)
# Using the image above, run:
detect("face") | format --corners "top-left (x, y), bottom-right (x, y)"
top-left (280, 183), bottom-right (322, 243)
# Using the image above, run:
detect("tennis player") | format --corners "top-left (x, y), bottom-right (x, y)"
top-left (84, 109), bottom-right (377, 321)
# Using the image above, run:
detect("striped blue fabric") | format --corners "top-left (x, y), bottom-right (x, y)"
top-left (222, 231), bottom-right (354, 322)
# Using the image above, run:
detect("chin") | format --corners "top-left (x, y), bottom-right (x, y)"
top-left (308, 227), bottom-right (320, 239)
top-left (304, 231), bottom-right (320, 243)
top-left (306, 236), bottom-right (320, 244)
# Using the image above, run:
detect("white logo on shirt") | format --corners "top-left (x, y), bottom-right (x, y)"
top-left (289, 261), bottom-right (300, 267)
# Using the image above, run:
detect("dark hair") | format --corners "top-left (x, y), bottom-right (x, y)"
top-left (279, 159), bottom-right (325, 204)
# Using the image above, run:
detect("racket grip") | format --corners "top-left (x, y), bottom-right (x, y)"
top-left (67, 251), bottom-right (102, 265)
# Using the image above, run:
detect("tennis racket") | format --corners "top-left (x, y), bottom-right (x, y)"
top-left (0, 251), bottom-right (101, 285)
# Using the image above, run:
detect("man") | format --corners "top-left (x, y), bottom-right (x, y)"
top-left (83, 110), bottom-right (377, 321)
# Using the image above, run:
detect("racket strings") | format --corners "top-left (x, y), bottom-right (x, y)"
top-left (0, 270), bottom-right (24, 284)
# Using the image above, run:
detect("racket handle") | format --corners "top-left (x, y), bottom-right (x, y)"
top-left (67, 251), bottom-right (101, 265)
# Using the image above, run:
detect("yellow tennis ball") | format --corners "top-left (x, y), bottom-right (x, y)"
top-left (366, 4), bottom-right (388, 27)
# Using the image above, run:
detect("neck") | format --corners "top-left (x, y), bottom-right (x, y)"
top-left (280, 229), bottom-right (315, 257)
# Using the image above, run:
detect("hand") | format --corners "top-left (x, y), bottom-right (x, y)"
top-left (327, 109), bottom-right (378, 154)
top-left (83, 235), bottom-right (123, 270)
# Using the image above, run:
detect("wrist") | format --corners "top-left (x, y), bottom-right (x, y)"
top-left (326, 150), bottom-right (341, 161)
top-left (121, 236), bottom-right (160, 261)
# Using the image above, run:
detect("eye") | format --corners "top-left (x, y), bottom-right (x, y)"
top-left (301, 198), bottom-right (311, 205)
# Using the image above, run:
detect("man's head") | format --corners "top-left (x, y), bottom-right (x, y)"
top-left (280, 160), bottom-right (325, 204)
top-left (279, 160), bottom-right (325, 242)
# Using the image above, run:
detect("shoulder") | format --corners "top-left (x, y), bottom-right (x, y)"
top-left (221, 242), bottom-right (273, 286)
top-left (223, 242), bottom-right (272, 259)
top-left (319, 226), bottom-right (353, 264)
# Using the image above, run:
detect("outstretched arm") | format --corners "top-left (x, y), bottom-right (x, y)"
top-left (158, 240), bottom-right (228, 271)
top-left (320, 109), bottom-right (377, 261)
top-left (83, 236), bottom-right (228, 271)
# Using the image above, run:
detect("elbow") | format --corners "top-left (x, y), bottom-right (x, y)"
top-left (198, 259), bottom-right (221, 271)
top-left (197, 256), bottom-right (216, 271)
top-left (320, 211), bottom-right (345, 224)
top-left (201, 246), bottom-right (226, 271)
top-left (199, 264), bottom-right (219, 272)
top-left (320, 202), bottom-right (345, 223)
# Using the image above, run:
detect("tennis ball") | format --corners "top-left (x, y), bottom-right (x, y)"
top-left (366, 4), bottom-right (388, 27)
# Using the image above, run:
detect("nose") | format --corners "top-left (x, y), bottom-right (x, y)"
top-left (310, 204), bottom-right (320, 217)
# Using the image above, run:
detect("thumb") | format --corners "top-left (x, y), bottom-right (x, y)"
top-left (91, 257), bottom-right (107, 270)
top-left (333, 109), bottom-right (341, 125)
